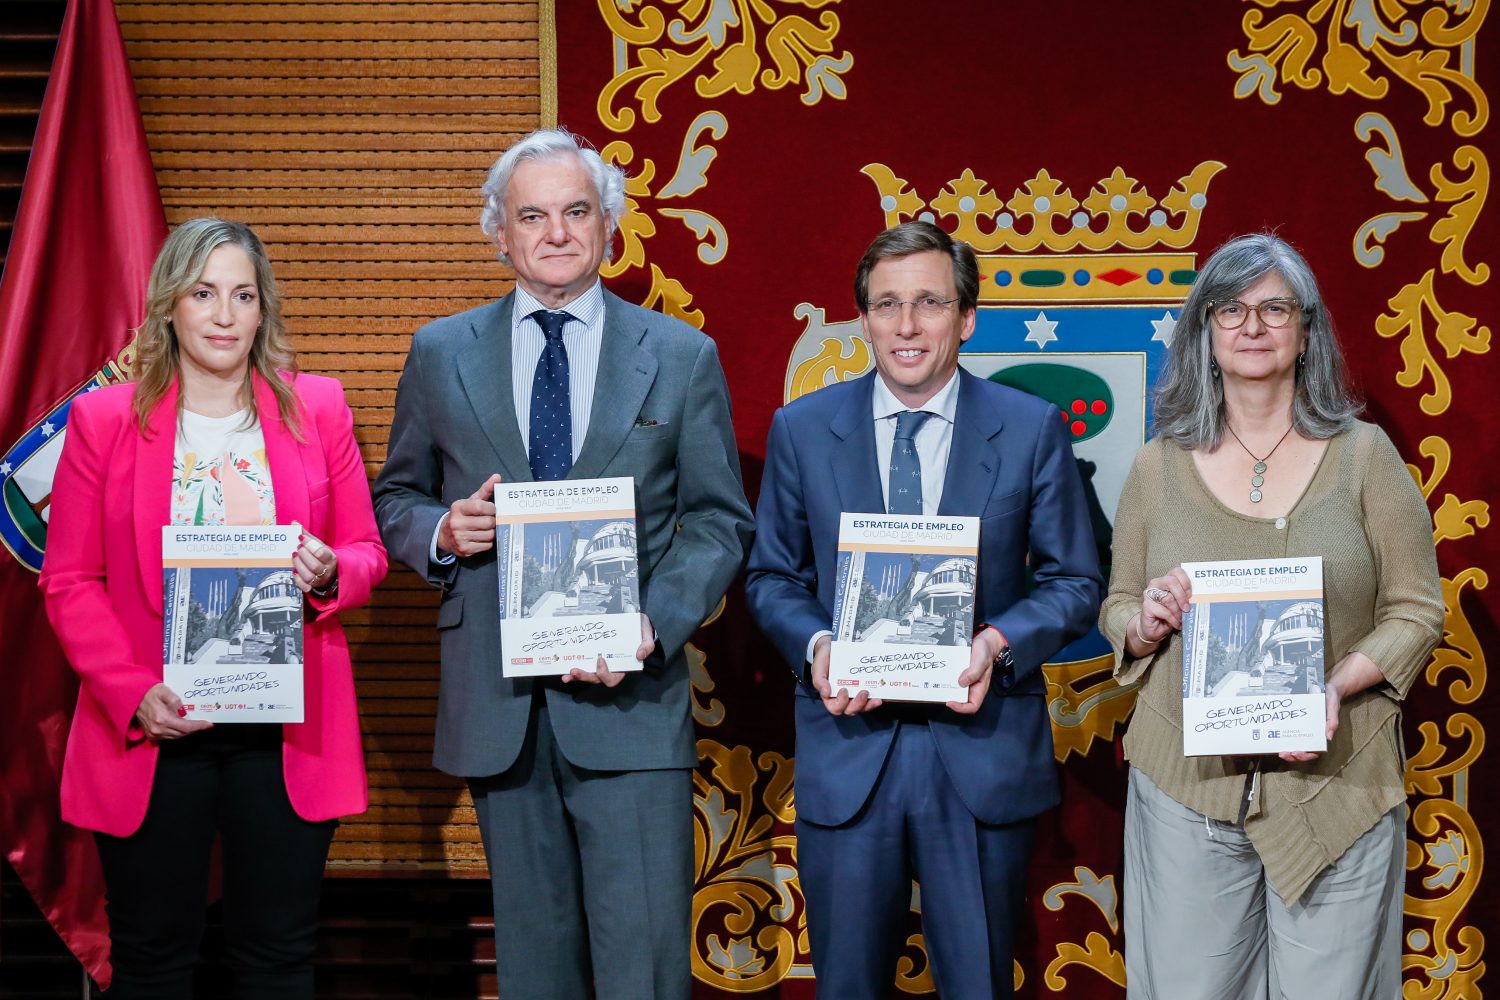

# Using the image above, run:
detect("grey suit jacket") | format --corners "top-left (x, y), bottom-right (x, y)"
top-left (373, 288), bottom-right (754, 777)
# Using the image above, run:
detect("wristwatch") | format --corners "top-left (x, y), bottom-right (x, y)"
top-left (976, 623), bottom-right (1016, 687)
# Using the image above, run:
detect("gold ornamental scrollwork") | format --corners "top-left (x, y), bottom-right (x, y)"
top-left (1040, 867), bottom-right (1126, 990)
top-left (692, 740), bottom-right (807, 990)
top-left (1228, 0), bottom-right (1488, 136)
top-left (596, 0), bottom-right (852, 132)
top-left (600, 126), bottom-right (734, 331)
top-left (1405, 797), bottom-right (1486, 995)
top-left (1373, 269), bottom-right (1492, 417)
top-left (689, 597), bottom-right (729, 727)
top-left (1405, 436), bottom-right (1492, 547)
top-left (1405, 713), bottom-right (1486, 799)
top-left (1044, 655), bottom-right (1140, 762)
top-left (1429, 143), bottom-right (1491, 286)
top-left (1426, 568), bottom-right (1489, 707)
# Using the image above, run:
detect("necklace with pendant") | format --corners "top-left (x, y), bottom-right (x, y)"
top-left (1225, 422), bottom-right (1295, 503)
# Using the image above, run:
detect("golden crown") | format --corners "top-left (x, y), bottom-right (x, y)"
top-left (864, 161), bottom-right (1225, 254)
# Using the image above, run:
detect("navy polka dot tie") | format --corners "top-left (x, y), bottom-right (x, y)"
top-left (528, 309), bottom-right (574, 481)
top-left (888, 410), bottom-right (930, 515)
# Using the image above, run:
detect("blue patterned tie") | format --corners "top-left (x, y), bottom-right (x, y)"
top-left (528, 309), bottom-right (574, 481)
top-left (888, 410), bottom-right (931, 515)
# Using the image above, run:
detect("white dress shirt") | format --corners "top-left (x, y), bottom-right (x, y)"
top-left (431, 280), bottom-right (607, 563)
top-left (871, 369), bottom-right (959, 516)
top-left (805, 369), bottom-right (962, 663)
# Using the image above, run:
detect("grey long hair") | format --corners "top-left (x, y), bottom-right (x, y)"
top-left (478, 128), bottom-right (627, 266)
top-left (1152, 233), bottom-right (1361, 449)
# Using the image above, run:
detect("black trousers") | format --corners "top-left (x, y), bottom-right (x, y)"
top-left (94, 725), bottom-right (337, 1000)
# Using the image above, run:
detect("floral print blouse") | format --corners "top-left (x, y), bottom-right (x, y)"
top-left (171, 408), bottom-right (277, 526)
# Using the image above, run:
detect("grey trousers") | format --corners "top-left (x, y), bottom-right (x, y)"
top-left (1124, 767), bottom-right (1403, 1000)
top-left (468, 697), bottom-right (693, 1000)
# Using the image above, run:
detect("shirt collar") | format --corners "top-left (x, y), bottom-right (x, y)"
top-left (512, 279), bottom-right (605, 330)
top-left (872, 368), bottom-right (960, 424)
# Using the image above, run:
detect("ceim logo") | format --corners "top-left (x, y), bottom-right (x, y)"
top-left (0, 342), bottom-right (135, 572)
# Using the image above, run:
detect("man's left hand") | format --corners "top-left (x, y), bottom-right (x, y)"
top-left (562, 612), bottom-right (655, 688)
top-left (947, 627), bottom-right (1003, 715)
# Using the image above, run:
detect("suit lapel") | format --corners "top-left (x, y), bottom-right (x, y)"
top-left (456, 295), bottom-right (533, 481)
top-left (135, 384), bottom-right (178, 611)
top-left (257, 373), bottom-right (309, 531)
top-left (938, 371), bottom-right (1004, 517)
top-left (568, 290), bottom-right (658, 482)
top-left (830, 373), bottom-right (885, 515)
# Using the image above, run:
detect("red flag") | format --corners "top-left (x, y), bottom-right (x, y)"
top-left (0, 0), bottom-right (166, 987)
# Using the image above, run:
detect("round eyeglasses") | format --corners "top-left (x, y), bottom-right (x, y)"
top-left (1208, 298), bottom-right (1302, 329)
top-left (866, 296), bottom-right (960, 322)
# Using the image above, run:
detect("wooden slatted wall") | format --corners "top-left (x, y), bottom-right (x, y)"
top-left (0, 2), bottom-right (62, 266)
top-left (114, 0), bottom-right (547, 875)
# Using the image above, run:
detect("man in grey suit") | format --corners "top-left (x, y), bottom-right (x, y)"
top-left (373, 128), bottom-right (754, 1000)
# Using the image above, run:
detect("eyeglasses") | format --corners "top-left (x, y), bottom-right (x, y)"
top-left (866, 296), bottom-right (959, 321)
top-left (1208, 298), bottom-right (1302, 329)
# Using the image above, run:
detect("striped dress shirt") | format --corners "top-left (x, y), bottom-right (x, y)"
top-left (510, 279), bottom-right (605, 463)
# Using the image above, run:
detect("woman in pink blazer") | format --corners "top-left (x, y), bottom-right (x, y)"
top-left (39, 218), bottom-right (386, 999)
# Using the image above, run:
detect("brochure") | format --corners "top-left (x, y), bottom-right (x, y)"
top-left (1181, 556), bottom-right (1326, 755)
top-left (495, 477), bottom-right (642, 677)
top-left (828, 512), bottom-right (980, 703)
top-left (162, 525), bottom-right (304, 722)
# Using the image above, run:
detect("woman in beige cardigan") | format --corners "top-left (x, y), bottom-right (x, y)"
top-left (1100, 233), bottom-right (1443, 999)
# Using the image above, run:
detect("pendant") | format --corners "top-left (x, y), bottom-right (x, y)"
top-left (1250, 489), bottom-right (1263, 503)
top-left (1251, 475), bottom-right (1265, 487)
top-left (1253, 461), bottom-right (1268, 474)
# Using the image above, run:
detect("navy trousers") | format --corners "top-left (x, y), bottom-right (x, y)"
top-left (797, 720), bottom-right (1037, 999)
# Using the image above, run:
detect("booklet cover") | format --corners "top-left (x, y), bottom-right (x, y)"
top-left (828, 513), bottom-right (981, 703)
top-left (162, 525), bottom-right (304, 723)
top-left (495, 477), bottom-right (642, 677)
top-left (1180, 556), bottom-right (1326, 756)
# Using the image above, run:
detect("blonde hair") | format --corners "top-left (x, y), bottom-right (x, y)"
top-left (132, 217), bottom-right (301, 437)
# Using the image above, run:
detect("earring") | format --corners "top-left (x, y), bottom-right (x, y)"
top-left (1209, 357), bottom-right (1221, 380)
top-left (1296, 351), bottom-right (1306, 372)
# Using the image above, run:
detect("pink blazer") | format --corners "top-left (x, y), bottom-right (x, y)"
top-left (39, 372), bottom-right (387, 836)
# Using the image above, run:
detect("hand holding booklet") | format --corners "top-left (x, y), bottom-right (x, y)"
top-left (829, 512), bottom-right (980, 703)
top-left (1180, 556), bottom-right (1326, 756)
top-left (495, 477), bottom-right (643, 677)
top-left (162, 525), bottom-right (304, 722)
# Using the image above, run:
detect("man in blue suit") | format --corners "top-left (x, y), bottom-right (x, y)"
top-left (745, 221), bottom-right (1102, 999)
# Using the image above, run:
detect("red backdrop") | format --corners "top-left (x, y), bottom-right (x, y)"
top-left (553, 2), bottom-right (1496, 995)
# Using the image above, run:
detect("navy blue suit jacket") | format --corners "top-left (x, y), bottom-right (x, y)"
top-left (745, 369), bottom-right (1102, 827)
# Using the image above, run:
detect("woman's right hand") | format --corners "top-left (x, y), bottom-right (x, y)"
top-left (134, 683), bottom-right (213, 741)
top-left (1137, 567), bottom-right (1194, 644)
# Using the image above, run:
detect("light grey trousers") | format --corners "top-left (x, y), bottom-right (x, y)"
top-left (1124, 767), bottom-right (1404, 1000)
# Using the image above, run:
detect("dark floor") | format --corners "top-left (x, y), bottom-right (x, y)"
top-left (0, 859), bottom-right (500, 999)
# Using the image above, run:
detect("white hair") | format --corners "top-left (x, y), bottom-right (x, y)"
top-left (478, 128), bottom-right (627, 265)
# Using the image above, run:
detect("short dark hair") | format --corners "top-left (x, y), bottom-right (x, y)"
top-left (854, 221), bottom-right (980, 314)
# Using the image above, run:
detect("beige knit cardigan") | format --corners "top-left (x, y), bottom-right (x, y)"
top-left (1099, 421), bottom-right (1444, 903)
